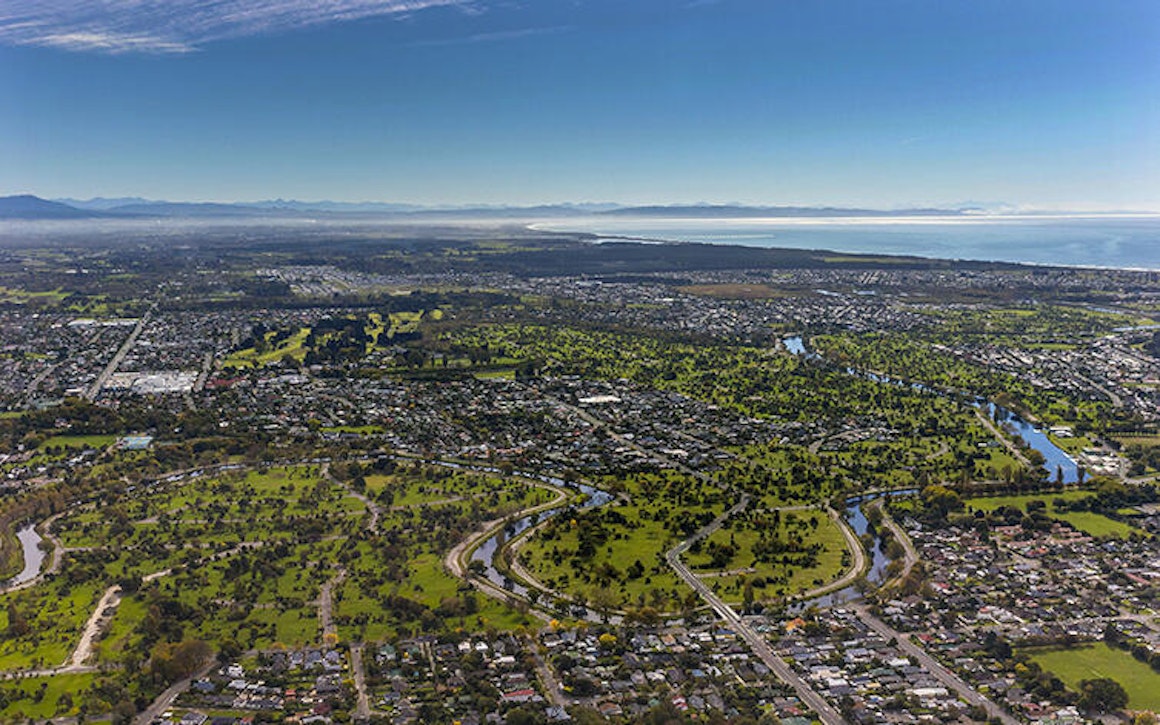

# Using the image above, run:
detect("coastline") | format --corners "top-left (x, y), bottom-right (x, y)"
top-left (529, 214), bottom-right (1160, 272)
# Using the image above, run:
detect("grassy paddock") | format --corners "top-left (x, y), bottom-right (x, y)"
top-left (37, 434), bottom-right (117, 450)
top-left (321, 425), bottom-right (385, 435)
top-left (0, 672), bottom-right (96, 719)
top-left (966, 492), bottom-right (1141, 539)
top-left (1025, 642), bottom-right (1160, 712)
top-left (1113, 434), bottom-right (1160, 447)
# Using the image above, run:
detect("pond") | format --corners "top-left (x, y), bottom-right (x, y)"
top-left (782, 335), bottom-right (807, 356)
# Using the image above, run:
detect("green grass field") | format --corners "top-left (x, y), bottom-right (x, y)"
top-left (473, 369), bottom-right (516, 380)
top-left (0, 672), bottom-right (96, 719)
top-left (0, 582), bottom-right (104, 671)
top-left (1026, 642), bottom-right (1160, 712)
top-left (1047, 434), bottom-right (1096, 455)
top-left (1050, 511), bottom-right (1140, 538)
top-left (0, 286), bottom-right (68, 305)
top-left (37, 434), bottom-right (117, 450)
top-left (517, 503), bottom-right (685, 611)
top-left (222, 326), bottom-right (311, 368)
top-left (1113, 434), bottom-right (1160, 447)
top-left (689, 510), bottom-right (847, 602)
top-left (966, 492), bottom-right (1141, 539)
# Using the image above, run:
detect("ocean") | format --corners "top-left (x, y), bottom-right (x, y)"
top-left (540, 214), bottom-right (1160, 270)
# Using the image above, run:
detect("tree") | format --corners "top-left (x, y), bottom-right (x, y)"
top-left (921, 484), bottom-right (962, 521)
top-left (6, 602), bottom-right (29, 637)
top-left (150, 639), bottom-right (213, 684)
top-left (504, 707), bottom-right (547, 725)
top-left (1077, 677), bottom-right (1128, 713)
top-left (1103, 622), bottom-right (1122, 646)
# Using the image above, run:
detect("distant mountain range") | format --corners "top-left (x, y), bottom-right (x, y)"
top-left (0, 194), bottom-right (113, 219)
top-left (0, 194), bottom-right (1074, 221)
top-left (1, 196), bottom-right (620, 220)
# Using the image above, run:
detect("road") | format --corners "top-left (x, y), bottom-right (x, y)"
top-left (873, 500), bottom-right (918, 588)
top-left (3, 538), bottom-right (266, 681)
top-left (86, 311), bottom-right (151, 400)
top-left (323, 462), bottom-right (380, 533)
top-left (443, 483), bottom-right (567, 581)
top-left (193, 351), bottom-right (214, 392)
top-left (350, 644), bottom-right (372, 719)
top-left (504, 519), bottom-right (624, 624)
top-left (1, 582), bottom-right (122, 679)
top-left (185, 351), bottom-right (215, 409)
top-left (851, 603), bottom-right (1018, 725)
top-left (667, 498), bottom-right (849, 725)
top-left (133, 660), bottom-right (215, 725)
top-left (66, 584), bottom-right (122, 670)
top-left (1072, 371), bottom-right (1123, 408)
top-left (318, 569), bottom-right (345, 643)
top-left (796, 505), bottom-right (866, 601)
top-left (442, 478), bottom-right (567, 623)
top-left (528, 636), bottom-right (569, 709)
top-left (974, 408), bottom-right (1032, 467)
top-left (24, 361), bottom-right (60, 399)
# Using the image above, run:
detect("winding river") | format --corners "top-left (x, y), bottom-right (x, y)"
top-left (3, 524), bottom-right (46, 587)
top-left (471, 476), bottom-right (614, 599)
top-left (778, 333), bottom-right (1084, 606)
top-left (792, 489), bottom-right (918, 610)
top-left (782, 335), bottom-right (1078, 482)
top-left (469, 335), bottom-right (1080, 610)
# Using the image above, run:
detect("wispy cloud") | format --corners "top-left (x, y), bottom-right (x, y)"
top-left (409, 25), bottom-right (571, 47)
top-left (0, 0), bottom-right (472, 55)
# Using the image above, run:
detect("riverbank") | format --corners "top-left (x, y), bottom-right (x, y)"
top-left (0, 513), bottom-right (65, 594)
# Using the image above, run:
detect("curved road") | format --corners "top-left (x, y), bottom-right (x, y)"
top-left (443, 483), bottom-right (566, 624)
top-left (873, 500), bottom-right (918, 588)
top-left (323, 461), bottom-right (381, 533)
top-left (795, 505), bottom-right (867, 602)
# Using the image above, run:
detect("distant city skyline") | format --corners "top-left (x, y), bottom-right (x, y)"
top-left (2, 0), bottom-right (1157, 210)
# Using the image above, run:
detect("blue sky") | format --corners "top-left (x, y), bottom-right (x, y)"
top-left (1, 0), bottom-right (1157, 209)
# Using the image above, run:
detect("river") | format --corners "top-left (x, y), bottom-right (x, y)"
top-left (4, 524), bottom-right (46, 587)
top-left (790, 489), bottom-right (918, 610)
top-left (471, 477), bottom-right (614, 600)
top-left (979, 402), bottom-right (1079, 483)
top-left (844, 491), bottom-right (917, 583)
top-left (782, 335), bottom-right (1077, 481)
top-left (777, 333), bottom-right (1081, 606)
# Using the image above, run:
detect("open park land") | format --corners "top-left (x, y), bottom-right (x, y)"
top-left (0, 225), bottom-right (1158, 723)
